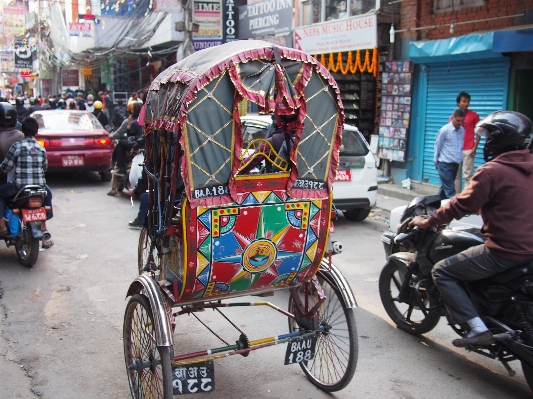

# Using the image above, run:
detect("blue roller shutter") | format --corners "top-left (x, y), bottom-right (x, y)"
top-left (421, 59), bottom-right (509, 186)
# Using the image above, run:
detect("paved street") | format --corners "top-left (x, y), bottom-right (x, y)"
top-left (1, 172), bottom-right (532, 398)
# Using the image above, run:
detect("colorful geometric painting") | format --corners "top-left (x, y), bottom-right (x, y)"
top-left (180, 189), bottom-right (330, 301)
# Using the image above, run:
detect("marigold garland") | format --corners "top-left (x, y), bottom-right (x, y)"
top-left (315, 48), bottom-right (379, 77)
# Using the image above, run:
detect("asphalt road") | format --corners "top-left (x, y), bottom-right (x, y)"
top-left (1, 172), bottom-right (532, 398)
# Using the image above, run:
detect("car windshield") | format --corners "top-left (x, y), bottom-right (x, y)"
top-left (242, 120), bottom-right (271, 145)
top-left (341, 129), bottom-right (369, 156)
top-left (33, 112), bottom-right (103, 131)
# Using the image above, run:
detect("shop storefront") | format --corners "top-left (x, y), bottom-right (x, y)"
top-left (293, 13), bottom-right (379, 140)
top-left (406, 32), bottom-right (510, 186)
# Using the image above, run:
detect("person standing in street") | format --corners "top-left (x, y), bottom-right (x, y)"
top-left (434, 108), bottom-right (465, 199)
top-left (454, 92), bottom-right (480, 193)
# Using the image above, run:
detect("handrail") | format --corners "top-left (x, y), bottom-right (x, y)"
top-left (143, 164), bottom-right (163, 234)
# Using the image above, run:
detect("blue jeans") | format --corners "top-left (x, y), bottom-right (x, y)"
top-left (139, 193), bottom-right (148, 222)
top-left (437, 162), bottom-right (459, 199)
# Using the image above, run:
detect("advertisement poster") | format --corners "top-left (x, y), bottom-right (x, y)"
top-left (0, 51), bottom-right (14, 72)
top-left (237, 0), bottom-right (293, 39)
top-left (377, 61), bottom-right (413, 162)
top-left (193, 0), bottom-right (223, 50)
top-left (293, 13), bottom-right (377, 54)
top-left (3, 6), bottom-right (25, 41)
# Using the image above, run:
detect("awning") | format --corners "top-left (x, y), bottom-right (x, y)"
top-left (493, 28), bottom-right (533, 52)
top-left (409, 32), bottom-right (504, 63)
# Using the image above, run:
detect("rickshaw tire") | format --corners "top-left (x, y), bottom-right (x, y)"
top-left (123, 294), bottom-right (173, 399)
top-left (288, 275), bottom-right (358, 392)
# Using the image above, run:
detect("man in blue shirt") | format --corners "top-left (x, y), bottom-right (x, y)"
top-left (434, 108), bottom-right (465, 199)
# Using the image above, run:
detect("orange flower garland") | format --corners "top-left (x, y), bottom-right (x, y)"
top-left (316, 48), bottom-right (379, 77)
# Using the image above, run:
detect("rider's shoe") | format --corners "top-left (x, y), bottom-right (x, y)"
top-left (452, 330), bottom-right (494, 347)
top-left (128, 217), bottom-right (143, 229)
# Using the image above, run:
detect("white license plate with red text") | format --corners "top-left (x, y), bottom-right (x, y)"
top-left (62, 155), bottom-right (84, 167)
top-left (22, 208), bottom-right (47, 222)
top-left (335, 170), bottom-right (352, 181)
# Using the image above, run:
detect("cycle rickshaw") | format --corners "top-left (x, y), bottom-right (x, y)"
top-left (124, 40), bottom-right (358, 398)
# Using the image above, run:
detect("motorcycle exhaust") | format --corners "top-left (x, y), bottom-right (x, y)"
top-left (42, 232), bottom-right (51, 242)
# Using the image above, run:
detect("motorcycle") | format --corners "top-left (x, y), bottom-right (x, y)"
top-left (2, 185), bottom-right (50, 267)
top-left (379, 196), bottom-right (533, 390)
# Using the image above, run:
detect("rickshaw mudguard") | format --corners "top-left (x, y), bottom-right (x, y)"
top-left (318, 259), bottom-right (357, 309)
top-left (126, 275), bottom-right (174, 348)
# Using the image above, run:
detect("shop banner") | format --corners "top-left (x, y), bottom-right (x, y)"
top-left (193, 0), bottom-right (223, 47)
top-left (154, 0), bottom-right (182, 13)
top-left (69, 22), bottom-right (93, 37)
top-left (0, 51), bottom-right (14, 72)
top-left (3, 6), bottom-right (25, 41)
top-left (14, 38), bottom-right (33, 70)
top-left (293, 13), bottom-right (377, 54)
top-left (237, 0), bottom-right (293, 39)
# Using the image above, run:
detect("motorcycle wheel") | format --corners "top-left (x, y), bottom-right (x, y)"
top-left (379, 260), bottom-right (440, 335)
top-left (15, 224), bottom-right (39, 267)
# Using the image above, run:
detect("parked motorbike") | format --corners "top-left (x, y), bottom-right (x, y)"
top-left (379, 196), bottom-right (533, 390)
top-left (2, 185), bottom-right (50, 267)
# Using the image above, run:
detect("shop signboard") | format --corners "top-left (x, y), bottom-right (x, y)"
top-left (377, 61), bottom-right (413, 162)
top-left (237, 0), bottom-right (293, 39)
top-left (193, 0), bottom-right (223, 50)
top-left (62, 69), bottom-right (80, 87)
top-left (0, 51), bottom-right (14, 72)
top-left (154, 0), bottom-right (182, 12)
top-left (69, 22), bottom-right (93, 37)
top-left (3, 6), bottom-right (25, 41)
top-left (223, 0), bottom-right (246, 42)
top-left (293, 13), bottom-right (377, 54)
top-left (14, 38), bottom-right (33, 70)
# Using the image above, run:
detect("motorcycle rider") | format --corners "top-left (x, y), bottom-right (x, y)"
top-left (0, 102), bottom-right (24, 185)
top-left (93, 100), bottom-right (109, 128)
top-left (0, 117), bottom-right (48, 237)
top-left (409, 111), bottom-right (533, 347)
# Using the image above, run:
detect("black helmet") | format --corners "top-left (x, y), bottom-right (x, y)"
top-left (0, 102), bottom-right (18, 128)
top-left (475, 111), bottom-right (533, 162)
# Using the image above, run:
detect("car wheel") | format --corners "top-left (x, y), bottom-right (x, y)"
top-left (100, 171), bottom-right (112, 182)
top-left (344, 208), bottom-right (370, 222)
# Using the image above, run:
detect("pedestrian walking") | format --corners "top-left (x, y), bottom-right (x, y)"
top-left (453, 92), bottom-right (480, 193)
top-left (434, 108), bottom-right (465, 199)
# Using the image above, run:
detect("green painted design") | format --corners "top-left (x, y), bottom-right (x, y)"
top-left (298, 255), bottom-right (312, 273)
top-left (265, 192), bottom-right (283, 203)
top-left (198, 236), bottom-right (211, 260)
top-left (262, 204), bottom-right (290, 234)
top-left (229, 276), bottom-right (252, 292)
top-left (309, 202), bottom-right (320, 220)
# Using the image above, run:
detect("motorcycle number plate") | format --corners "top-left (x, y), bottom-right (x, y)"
top-left (284, 335), bottom-right (317, 365)
top-left (22, 208), bottom-right (47, 222)
top-left (172, 361), bottom-right (215, 395)
top-left (62, 155), bottom-right (84, 167)
top-left (335, 169), bottom-right (352, 181)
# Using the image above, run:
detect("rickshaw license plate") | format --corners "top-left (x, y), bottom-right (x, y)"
top-left (335, 170), bottom-right (352, 181)
top-left (22, 208), bottom-right (47, 222)
top-left (284, 335), bottom-right (317, 365)
top-left (172, 361), bottom-right (215, 395)
top-left (62, 155), bottom-right (84, 167)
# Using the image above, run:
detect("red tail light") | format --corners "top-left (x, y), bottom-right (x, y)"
top-left (96, 138), bottom-right (112, 145)
top-left (28, 197), bottom-right (43, 208)
top-left (37, 138), bottom-right (49, 147)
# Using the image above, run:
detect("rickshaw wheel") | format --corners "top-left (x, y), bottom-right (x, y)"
top-left (138, 228), bottom-right (160, 275)
top-left (123, 294), bottom-right (173, 399)
top-left (288, 274), bottom-right (358, 392)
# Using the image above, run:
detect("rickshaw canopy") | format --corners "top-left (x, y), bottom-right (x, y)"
top-left (143, 40), bottom-right (344, 208)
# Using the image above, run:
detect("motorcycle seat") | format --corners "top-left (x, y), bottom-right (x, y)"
top-left (487, 262), bottom-right (533, 284)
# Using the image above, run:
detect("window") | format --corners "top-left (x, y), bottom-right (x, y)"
top-left (434, 0), bottom-right (486, 13)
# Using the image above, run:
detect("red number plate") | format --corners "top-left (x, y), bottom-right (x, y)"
top-left (62, 155), bottom-right (84, 167)
top-left (22, 208), bottom-right (47, 222)
top-left (335, 170), bottom-right (352, 181)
